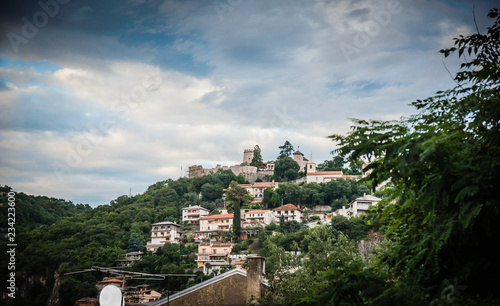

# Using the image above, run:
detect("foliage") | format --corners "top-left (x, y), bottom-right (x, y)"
top-left (328, 9), bottom-right (500, 301)
top-left (0, 185), bottom-right (91, 234)
top-left (330, 215), bottom-right (369, 242)
top-left (273, 156), bottom-right (300, 181)
top-left (278, 140), bottom-right (294, 158)
top-left (250, 144), bottom-right (264, 168)
top-left (127, 232), bottom-right (143, 252)
top-left (279, 220), bottom-right (306, 235)
top-left (261, 225), bottom-right (388, 305)
top-left (224, 181), bottom-right (253, 212)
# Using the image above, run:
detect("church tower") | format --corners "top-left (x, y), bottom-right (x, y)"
top-left (306, 154), bottom-right (316, 173)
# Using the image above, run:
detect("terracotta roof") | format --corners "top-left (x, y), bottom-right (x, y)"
top-left (99, 278), bottom-right (124, 283)
top-left (245, 210), bottom-right (270, 214)
top-left (199, 214), bottom-right (234, 220)
top-left (273, 204), bottom-right (302, 211)
top-left (308, 171), bottom-right (343, 175)
top-left (252, 182), bottom-right (277, 188)
top-left (235, 261), bottom-right (244, 265)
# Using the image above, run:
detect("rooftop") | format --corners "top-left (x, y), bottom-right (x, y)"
top-left (273, 203), bottom-right (302, 211)
top-left (151, 221), bottom-right (180, 227)
top-left (245, 209), bottom-right (270, 214)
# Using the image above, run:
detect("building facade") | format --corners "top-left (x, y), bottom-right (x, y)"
top-left (243, 209), bottom-right (276, 227)
top-left (146, 221), bottom-right (182, 252)
top-left (182, 205), bottom-right (210, 223)
top-left (196, 242), bottom-right (234, 274)
top-left (332, 194), bottom-right (382, 218)
top-left (273, 204), bottom-right (303, 222)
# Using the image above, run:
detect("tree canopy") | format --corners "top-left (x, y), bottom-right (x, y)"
top-left (278, 140), bottom-right (294, 158)
top-left (250, 144), bottom-right (263, 168)
top-left (328, 9), bottom-right (500, 302)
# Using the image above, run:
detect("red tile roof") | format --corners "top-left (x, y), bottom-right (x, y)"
top-left (245, 210), bottom-right (270, 214)
top-left (252, 182), bottom-right (278, 188)
top-left (99, 278), bottom-right (124, 283)
top-left (273, 204), bottom-right (302, 211)
top-left (199, 214), bottom-right (234, 220)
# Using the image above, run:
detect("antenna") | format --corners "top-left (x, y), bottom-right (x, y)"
top-left (129, 188), bottom-right (131, 197)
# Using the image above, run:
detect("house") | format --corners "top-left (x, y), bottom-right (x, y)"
top-left (196, 242), bottom-right (234, 274)
top-left (305, 154), bottom-right (360, 183)
top-left (273, 204), bottom-right (303, 222)
top-left (126, 289), bottom-right (162, 303)
top-left (227, 181), bottom-right (278, 203)
top-left (116, 251), bottom-right (143, 267)
top-left (146, 221), bottom-right (182, 252)
top-left (150, 256), bottom-right (267, 306)
top-left (97, 278), bottom-right (125, 291)
top-left (182, 205), bottom-right (210, 224)
top-left (196, 214), bottom-right (245, 240)
top-left (243, 209), bottom-right (276, 227)
top-left (332, 194), bottom-right (382, 218)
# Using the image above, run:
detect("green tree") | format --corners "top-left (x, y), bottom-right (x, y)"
top-left (274, 156), bottom-right (300, 181)
top-left (127, 232), bottom-right (142, 252)
top-left (225, 181), bottom-right (253, 212)
top-left (200, 183), bottom-right (222, 202)
top-left (278, 140), bottom-right (294, 158)
top-left (329, 9), bottom-right (500, 301)
top-left (250, 144), bottom-right (263, 168)
top-left (233, 200), bottom-right (241, 237)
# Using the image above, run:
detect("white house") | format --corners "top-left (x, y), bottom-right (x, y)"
top-left (305, 154), bottom-right (359, 183)
top-left (196, 214), bottom-right (246, 240)
top-left (146, 221), bottom-right (182, 252)
top-left (243, 209), bottom-right (276, 227)
top-left (332, 194), bottom-right (382, 218)
top-left (182, 205), bottom-right (210, 223)
top-left (273, 204), bottom-right (303, 222)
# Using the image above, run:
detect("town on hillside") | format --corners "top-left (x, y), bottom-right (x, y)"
top-left (70, 142), bottom-right (383, 305)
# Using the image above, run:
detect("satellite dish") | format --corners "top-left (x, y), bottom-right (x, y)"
top-left (99, 285), bottom-right (123, 306)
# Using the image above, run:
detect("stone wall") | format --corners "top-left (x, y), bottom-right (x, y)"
top-left (168, 274), bottom-right (247, 306)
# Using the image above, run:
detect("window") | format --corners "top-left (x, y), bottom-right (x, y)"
top-left (202, 249), bottom-right (206, 254)
top-left (213, 250), bottom-right (217, 254)
top-left (224, 249), bottom-right (228, 254)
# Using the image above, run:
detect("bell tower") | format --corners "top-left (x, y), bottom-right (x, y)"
top-left (307, 154), bottom-right (316, 173)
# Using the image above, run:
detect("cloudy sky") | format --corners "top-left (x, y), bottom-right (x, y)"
top-left (0, 0), bottom-right (496, 206)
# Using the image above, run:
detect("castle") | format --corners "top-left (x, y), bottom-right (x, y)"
top-left (188, 149), bottom-right (275, 183)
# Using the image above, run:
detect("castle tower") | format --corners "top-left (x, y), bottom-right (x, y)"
top-left (307, 154), bottom-right (316, 173)
top-left (243, 149), bottom-right (254, 165)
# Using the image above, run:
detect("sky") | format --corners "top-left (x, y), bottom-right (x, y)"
top-left (0, 0), bottom-right (496, 206)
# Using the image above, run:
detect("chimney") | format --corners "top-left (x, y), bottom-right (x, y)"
top-left (247, 256), bottom-right (265, 303)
